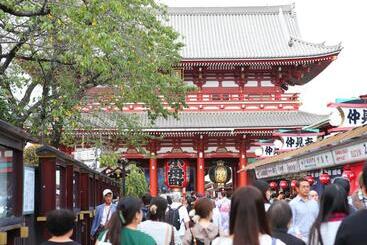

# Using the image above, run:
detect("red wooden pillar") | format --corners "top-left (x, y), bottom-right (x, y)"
top-left (149, 156), bottom-right (158, 197)
top-left (237, 136), bottom-right (248, 188)
top-left (39, 157), bottom-right (56, 215)
top-left (196, 151), bottom-right (205, 195)
top-left (237, 152), bottom-right (248, 188)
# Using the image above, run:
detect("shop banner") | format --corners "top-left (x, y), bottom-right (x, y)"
top-left (333, 141), bottom-right (367, 165)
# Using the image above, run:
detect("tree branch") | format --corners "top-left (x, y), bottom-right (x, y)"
top-left (0, 1), bottom-right (50, 17)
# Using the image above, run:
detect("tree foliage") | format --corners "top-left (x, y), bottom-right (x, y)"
top-left (125, 164), bottom-right (148, 198)
top-left (99, 152), bottom-right (119, 168)
top-left (0, 0), bottom-right (189, 147)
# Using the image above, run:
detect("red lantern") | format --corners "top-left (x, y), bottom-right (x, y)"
top-left (319, 173), bottom-right (330, 185)
top-left (164, 159), bottom-right (188, 188)
top-left (342, 169), bottom-right (356, 181)
top-left (269, 181), bottom-right (278, 190)
top-left (279, 180), bottom-right (288, 189)
top-left (305, 175), bottom-right (314, 186)
top-left (291, 180), bottom-right (297, 189)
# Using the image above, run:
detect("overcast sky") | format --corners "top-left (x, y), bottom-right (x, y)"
top-left (159, 0), bottom-right (366, 114)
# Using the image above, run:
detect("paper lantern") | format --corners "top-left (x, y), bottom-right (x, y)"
top-left (342, 168), bottom-right (356, 181)
top-left (319, 173), bottom-right (330, 185)
top-left (291, 180), bottom-right (297, 189)
top-left (209, 160), bottom-right (231, 185)
top-left (279, 180), bottom-right (288, 189)
top-left (305, 175), bottom-right (314, 186)
top-left (165, 159), bottom-right (188, 188)
top-left (269, 181), bottom-right (278, 190)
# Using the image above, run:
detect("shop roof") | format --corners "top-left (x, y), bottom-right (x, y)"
top-left (245, 124), bottom-right (367, 171)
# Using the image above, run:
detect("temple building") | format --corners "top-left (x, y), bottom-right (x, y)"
top-left (72, 4), bottom-right (342, 196)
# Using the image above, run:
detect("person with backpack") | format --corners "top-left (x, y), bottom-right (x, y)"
top-left (139, 197), bottom-right (181, 245)
top-left (167, 192), bottom-right (190, 240)
top-left (182, 198), bottom-right (219, 245)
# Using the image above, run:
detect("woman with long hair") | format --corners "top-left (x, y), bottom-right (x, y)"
top-left (309, 184), bottom-right (349, 245)
top-left (182, 198), bottom-right (219, 245)
top-left (138, 196), bottom-right (181, 245)
top-left (212, 186), bottom-right (284, 245)
top-left (96, 197), bottom-right (155, 245)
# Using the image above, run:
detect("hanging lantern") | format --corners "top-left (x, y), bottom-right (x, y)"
top-left (342, 168), bottom-right (356, 181)
top-left (165, 159), bottom-right (188, 188)
top-left (319, 172), bottom-right (330, 185)
top-left (305, 175), bottom-right (315, 186)
top-left (209, 160), bottom-right (231, 186)
top-left (269, 181), bottom-right (278, 190)
top-left (279, 180), bottom-right (288, 189)
top-left (291, 180), bottom-right (297, 189)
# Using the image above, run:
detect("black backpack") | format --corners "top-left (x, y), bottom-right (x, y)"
top-left (165, 205), bottom-right (182, 230)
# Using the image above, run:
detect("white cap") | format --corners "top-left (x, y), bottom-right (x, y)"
top-left (103, 189), bottom-right (113, 197)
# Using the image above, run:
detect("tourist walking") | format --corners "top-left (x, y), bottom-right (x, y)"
top-left (91, 189), bottom-right (117, 240)
top-left (267, 201), bottom-right (305, 245)
top-left (309, 190), bottom-right (319, 202)
top-left (288, 178), bottom-right (319, 243)
top-left (182, 198), bottom-right (219, 245)
top-left (96, 196), bottom-right (155, 245)
top-left (168, 192), bottom-right (190, 240)
top-left (252, 180), bottom-right (271, 211)
top-left (138, 196), bottom-right (181, 245)
top-left (41, 209), bottom-right (80, 245)
top-left (309, 184), bottom-right (349, 245)
top-left (335, 164), bottom-right (367, 245)
top-left (216, 190), bottom-right (231, 236)
top-left (212, 186), bottom-right (284, 245)
top-left (333, 177), bottom-right (357, 214)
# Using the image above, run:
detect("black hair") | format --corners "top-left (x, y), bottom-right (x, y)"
top-left (230, 186), bottom-right (270, 245)
top-left (46, 209), bottom-right (75, 236)
top-left (252, 180), bottom-right (270, 203)
top-left (267, 200), bottom-right (292, 230)
top-left (309, 184), bottom-right (349, 245)
top-left (333, 177), bottom-right (350, 194)
top-left (142, 193), bottom-right (152, 206)
top-left (296, 177), bottom-right (309, 188)
top-left (148, 197), bottom-right (168, 221)
top-left (106, 197), bottom-right (143, 245)
top-left (166, 195), bottom-right (173, 205)
top-left (363, 163), bottom-right (367, 189)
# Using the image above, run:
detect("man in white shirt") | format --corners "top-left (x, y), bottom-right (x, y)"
top-left (170, 192), bottom-right (190, 239)
top-left (91, 189), bottom-right (117, 240)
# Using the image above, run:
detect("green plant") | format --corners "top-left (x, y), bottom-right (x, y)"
top-left (23, 144), bottom-right (40, 166)
top-left (99, 152), bottom-right (119, 168)
top-left (125, 164), bottom-right (148, 198)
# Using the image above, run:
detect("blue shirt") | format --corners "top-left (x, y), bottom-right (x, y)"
top-left (289, 195), bottom-right (319, 243)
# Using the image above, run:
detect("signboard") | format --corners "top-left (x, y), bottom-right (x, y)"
top-left (333, 141), bottom-right (367, 165)
top-left (338, 107), bottom-right (367, 128)
top-left (280, 135), bottom-right (317, 150)
top-left (299, 151), bottom-right (334, 171)
top-left (23, 166), bottom-right (35, 214)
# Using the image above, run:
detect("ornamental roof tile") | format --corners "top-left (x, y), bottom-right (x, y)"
top-left (165, 5), bottom-right (341, 60)
top-left (80, 111), bottom-right (327, 131)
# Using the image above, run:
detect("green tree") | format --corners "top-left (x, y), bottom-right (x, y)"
top-left (125, 164), bottom-right (148, 198)
top-left (0, 0), bottom-right (189, 147)
top-left (99, 152), bottom-right (119, 168)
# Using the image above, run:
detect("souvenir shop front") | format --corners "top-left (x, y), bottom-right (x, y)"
top-left (246, 125), bottom-right (367, 195)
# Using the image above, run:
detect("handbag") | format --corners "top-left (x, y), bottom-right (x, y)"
top-left (98, 230), bottom-right (112, 245)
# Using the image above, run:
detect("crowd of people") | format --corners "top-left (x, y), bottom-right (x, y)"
top-left (40, 163), bottom-right (367, 245)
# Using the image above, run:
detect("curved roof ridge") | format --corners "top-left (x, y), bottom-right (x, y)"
top-left (167, 5), bottom-right (295, 15)
top-left (289, 36), bottom-right (342, 50)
